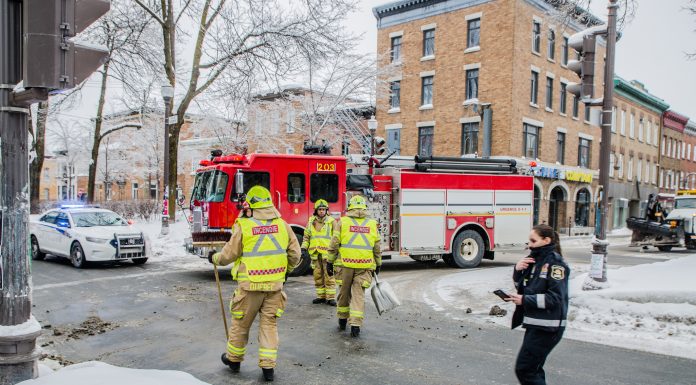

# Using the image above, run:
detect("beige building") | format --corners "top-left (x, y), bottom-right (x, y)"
top-left (607, 77), bottom-right (669, 229)
top-left (373, 0), bottom-right (605, 233)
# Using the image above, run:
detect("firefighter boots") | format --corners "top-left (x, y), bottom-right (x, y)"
top-left (338, 318), bottom-right (347, 331)
top-left (351, 325), bottom-right (360, 338)
top-left (262, 368), bottom-right (274, 382)
top-left (327, 299), bottom-right (337, 306)
top-left (312, 298), bottom-right (327, 304)
top-left (221, 353), bottom-right (240, 373)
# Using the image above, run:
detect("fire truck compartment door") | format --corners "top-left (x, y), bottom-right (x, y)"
top-left (400, 189), bottom-right (446, 249)
top-left (494, 190), bottom-right (533, 246)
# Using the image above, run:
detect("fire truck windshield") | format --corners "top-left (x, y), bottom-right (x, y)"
top-left (205, 170), bottom-right (229, 202)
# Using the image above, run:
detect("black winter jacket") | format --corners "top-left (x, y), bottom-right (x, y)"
top-left (511, 244), bottom-right (569, 332)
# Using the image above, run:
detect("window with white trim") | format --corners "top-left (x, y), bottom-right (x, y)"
top-left (636, 159), bottom-right (642, 182)
top-left (609, 153), bottom-right (615, 177)
top-left (627, 156), bottom-right (634, 181)
top-left (617, 154), bottom-right (624, 179)
top-left (423, 29), bottom-right (435, 57)
top-left (547, 29), bottom-right (555, 60)
top-left (646, 121), bottom-right (651, 144)
top-left (466, 69), bottom-right (479, 100)
top-left (629, 113), bottom-right (635, 138)
top-left (532, 21), bottom-right (541, 53)
top-left (421, 76), bottom-right (434, 106)
top-left (638, 119), bottom-right (643, 142)
top-left (611, 107), bottom-right (616, 132)
top-left (391, 36), bottom-right (402, 63)
top-left (530, 70), bottom-right (539, 105)
top-left (467, 18), bottom-right (480, 48)
top-left (620, 109), bottom-right (626, 135)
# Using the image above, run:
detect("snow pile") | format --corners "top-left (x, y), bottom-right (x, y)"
top-left (131, 218), bottom-right (204, 268)
top-left (608, 227), bottom-right (633, 236)
top-left (18, 361), bottom-right (211, 385)
top-left (567, 256), bottom-right (696, 359)
top-left (0, 316), bottom-right (41, 338)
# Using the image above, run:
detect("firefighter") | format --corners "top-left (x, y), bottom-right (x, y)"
top-left (327, 195), bottom-right (381, 338)
top-left (209, 185), bottom-right (301, 382)
top-left (301, 199), bottom-right (337, 306)
top-left (506, 224), bottom-right (569, 385)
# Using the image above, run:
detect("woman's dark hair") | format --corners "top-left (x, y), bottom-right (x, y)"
top-left (532, 224), bottom-right (562, 255)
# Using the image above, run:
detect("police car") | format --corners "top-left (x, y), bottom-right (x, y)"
top-left (30, 206), bottom-right (151, 268)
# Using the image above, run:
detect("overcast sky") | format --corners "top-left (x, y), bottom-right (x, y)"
top-left (349, 0), bottom-right (696, 119)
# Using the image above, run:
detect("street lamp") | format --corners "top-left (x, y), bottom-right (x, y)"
top-left (161, 84), bottom-right (174, 235)
top-left (368, 115), bottom-right (378, 157)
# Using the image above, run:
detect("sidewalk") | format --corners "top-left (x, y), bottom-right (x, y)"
top-left (559, 228), bottom-right (632, 248)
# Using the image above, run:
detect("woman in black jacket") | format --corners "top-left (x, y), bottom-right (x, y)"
top-left (505, 224), bottom-right (569, 385)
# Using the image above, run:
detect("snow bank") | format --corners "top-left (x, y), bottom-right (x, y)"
top-left (0, 315), bottom-right (41, 338)
top-left (17, 361), bottom-right (211, 385)
top-left (427, 257), bottom-right (696, 359)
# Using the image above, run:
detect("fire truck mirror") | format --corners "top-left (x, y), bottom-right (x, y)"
top-left (235, 171), bottom-right (244, 195)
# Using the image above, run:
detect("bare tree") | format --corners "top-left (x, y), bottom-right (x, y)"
top-left (82, 0), bottom-right (158, 202)
top-left (29, 101), bottom-right (49, 212)
top-left (133, 0), bottom-right (358, 220)
top-left (46, 120), bottom-right (92, 200)
top-left (686, 0), bottom-right (696, 60)
top-left (545, 0), bottom-right (637, 31)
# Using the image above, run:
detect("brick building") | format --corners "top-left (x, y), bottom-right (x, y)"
top-left (683, 119), bottom-right (696, 189)
top-left (660, 110), bottom-right (690, 194)
top-left (373, 0), bottom-right (605, 233)
top-left (607, 77), bottom-right (669, 229)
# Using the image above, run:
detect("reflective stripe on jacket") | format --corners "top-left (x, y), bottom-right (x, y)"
top-left (235, 217), bottom-right (289, 283)
top-left (338, 216), bottom-right (378, 269)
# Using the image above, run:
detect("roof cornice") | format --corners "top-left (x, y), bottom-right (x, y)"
top-left (613, 77), bottom-right (670, 113)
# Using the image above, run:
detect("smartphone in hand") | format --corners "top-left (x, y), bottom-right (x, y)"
top-left (493, 289), bottom-right (511, 301)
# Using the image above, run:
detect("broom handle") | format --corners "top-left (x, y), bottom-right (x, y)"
top-left (213, 263), bottom-right (229, 340)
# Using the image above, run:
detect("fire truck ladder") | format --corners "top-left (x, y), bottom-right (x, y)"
top-left (333, 108), bottom-right (371, 154)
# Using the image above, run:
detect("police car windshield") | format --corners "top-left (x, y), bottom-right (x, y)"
top-left (71, 212), bottom-right (128, 227)
top-left (674, 198), bottom-right (696, 209)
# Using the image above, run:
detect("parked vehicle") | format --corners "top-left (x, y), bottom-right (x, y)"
top-left (30, 206), bottom-right (150, 268)
top-left (627, 191), bottom-right (696, 251)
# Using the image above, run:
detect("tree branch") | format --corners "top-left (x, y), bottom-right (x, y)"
top-left (133, 0), bottom-right (164, 25)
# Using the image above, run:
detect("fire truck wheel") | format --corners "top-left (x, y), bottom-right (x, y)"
top-left (451, 230), bottom-right (484, 268)
top-left (288, 232), bottom-right (312, 276)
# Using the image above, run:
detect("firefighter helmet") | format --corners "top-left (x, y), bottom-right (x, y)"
top-left (245, 185), bottom-right (274, 209)
top-left (314, 199), bottom-right (329, 209)
top-left (347, 195), bottom-right (367, 210)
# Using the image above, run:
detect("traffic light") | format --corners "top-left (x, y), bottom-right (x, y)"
top-left (373, 136), bottom-right (387, 155)
top-left (566, 25), bottom-right (607, 101)
top-left (23, 0), bottom-right (111, 90)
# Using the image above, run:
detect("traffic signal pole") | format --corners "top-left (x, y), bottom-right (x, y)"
top-left (0, 0), bottom-right (41, 383)
top-left (589, 0), bottom-right (618, 286)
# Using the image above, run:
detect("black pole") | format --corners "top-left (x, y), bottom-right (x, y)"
top-left (0, 0), bottom-right (40, 382)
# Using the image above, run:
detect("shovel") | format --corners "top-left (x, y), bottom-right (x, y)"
top-left (370, 271), bottom-right (401, 315)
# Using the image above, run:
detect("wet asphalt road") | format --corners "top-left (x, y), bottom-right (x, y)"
top-left (29, 243), bottom-right (696, 385)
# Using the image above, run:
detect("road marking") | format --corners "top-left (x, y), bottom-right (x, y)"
top-left (34, 268), bottom-right (191, 291)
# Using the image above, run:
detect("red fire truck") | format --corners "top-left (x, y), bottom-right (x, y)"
top-left (186, 152), bottom-right (534, 276)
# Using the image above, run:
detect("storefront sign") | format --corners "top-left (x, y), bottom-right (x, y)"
top-left (534, 166), bottom-right (593, 183)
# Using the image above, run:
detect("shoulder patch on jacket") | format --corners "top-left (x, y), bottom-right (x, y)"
top-left (550, 265), bottom-right (565, 280)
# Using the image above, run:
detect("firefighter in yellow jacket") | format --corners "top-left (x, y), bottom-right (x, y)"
top-left (327, 195), bottom-right (381, 337)
top-left (301, 199), bottom-right (337, 306)
top-left (210, 185), bottom-right (301, 382)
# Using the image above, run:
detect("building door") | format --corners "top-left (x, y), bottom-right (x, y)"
top-left (548, 186), bottom-right (565, 231)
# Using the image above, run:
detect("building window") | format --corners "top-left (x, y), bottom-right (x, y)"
top-left (131, 182), bottom-right (139, 200)
top-left (609, 153), bottom-right (615, 177)
top-left (545, 77), bottom-right (553, 109)
top-left (611, 107), bottom-right (617, 133)
top-left (391, 36), bottom-right (402, 63)
top-left (653, 163), bottom-right (658, 185)
top-left (654, 123), bottom-right (658, 145)
top-left (547, 29), bottom-right (555, 60)
top-left (572, 95), bottom-right (579, 118)
top-left (562, 36), bottom-right (569, 65)
top-left (646, 121), bottom-right (651, 144)
top-left (575, 188), bottom-right (590, 227)
top-left (467, 18), bottom-right (480, 48)
top-left (423, 29), bottom-right (435, 57)
top-left (532, 21), bottom-right (541, 53)
top-left (386, 128), bottom-right (401, 156)
top-left (418, 126), bottom-right (434, 157)
top-left (466, 69), bottom-right (479, 100)
top-left (530, 71), bottom-right (539, 105)
top-left (662, 135), bottom-right (666, 155)
top-left (559, 83), bottom-right (567, 114)
top-left (150, 183), bottom-right (157, 199)
top-left (584, 104), bottom-right (590, 122)
top-left (578, 138), bottom-right (591, 168)
top-left (637, 159), bottom-right (642, 182)
top-left (286, 108), bottom-right (296, 133)
top-left (533, 185), bottom-right (541, 225)
top-left (523, 123), bottom-right (540, 158)
top-left (43, 188), bottom-right (50, 200)
top-left (629, 113), bottom-right (635, 138)
top-left (421, 76), bottom-right (433, 106)
top-left (556, 132), bottom-right (565, 164)
top-left (390, 81), bottom-right (401, 109)
top-left (618, 154), bottom-right (624, 178)
top-left (638, 119), bottom-right (644, 142)
top-left (620, 109), bottom-right (626, 135)
top-left (627, 156), bottom-right (634, 181)
top-left (645, 161), bottom-right (650, 184)
top-left (461, 122), bottom-right (479, 155)
top-left (659, 169), bottom-right (664, 187)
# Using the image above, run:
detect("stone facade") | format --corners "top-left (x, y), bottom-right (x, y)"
top-left (606, 78), bottom-right (668, 229)
top-left (373, 0), bottom-right (605, 233)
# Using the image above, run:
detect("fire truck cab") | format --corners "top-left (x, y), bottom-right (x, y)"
top-left (187, 152), bottom-right (534, 275)
top-left (188, 153), bottom-right (347, 275)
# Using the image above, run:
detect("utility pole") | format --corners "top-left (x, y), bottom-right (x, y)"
top-left (590, 0), bottom-right (619, 285)
top-left (160, 85), bottom-right (174, 235)
top-left (0, 1), bottom-right (41, 383)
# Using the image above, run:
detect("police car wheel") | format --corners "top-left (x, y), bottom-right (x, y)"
top-left (451, 230), bottom-right (484, 268)
top-left (70, 242), bottom-right (87, 269)
top-left (657, 245), bottom-right (673, 252)
top-left (288, 232), bottom-right (311, 276)
top-left (31, 236), bottom-right (46, 261)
